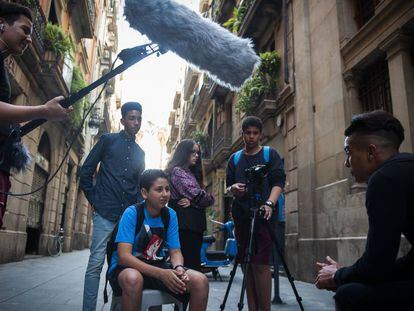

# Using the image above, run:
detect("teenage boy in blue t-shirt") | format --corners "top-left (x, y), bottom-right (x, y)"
top-left (109, 169), bottom-right (209, 311)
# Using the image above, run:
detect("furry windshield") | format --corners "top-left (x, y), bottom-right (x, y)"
top-left (124, 0), bottom-right (260, 90)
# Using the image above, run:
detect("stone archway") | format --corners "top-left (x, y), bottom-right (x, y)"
top-left (25, 133), bottom-right (51, 254)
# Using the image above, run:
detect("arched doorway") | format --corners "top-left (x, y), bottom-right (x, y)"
top-left (26, 133), bottom-right (51, 254)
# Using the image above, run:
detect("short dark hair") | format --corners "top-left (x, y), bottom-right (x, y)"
top-left (140, 169), bottom-right (168, 191)
top-left (242, 116), bottom-right (263, 132)
top-left (344, 110), bottom-right (405, 149)
top-left (0, 1), bottom-right (32, 24)
top-left (121, 102), bottom-right (142, 118)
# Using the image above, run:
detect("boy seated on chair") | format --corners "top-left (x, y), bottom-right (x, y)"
top-left (108, 169), bottom-right (209, 311)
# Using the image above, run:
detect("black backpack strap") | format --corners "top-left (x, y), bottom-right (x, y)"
top-left (135, 202), bottom-right (145, 237)
top-left (160, 207), bottom-right (170, 239)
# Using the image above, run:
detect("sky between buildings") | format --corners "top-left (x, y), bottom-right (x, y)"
top-left (117, 0), bottom-right (201, 169)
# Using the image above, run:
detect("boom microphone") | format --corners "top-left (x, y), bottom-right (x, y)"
top-left (124, 0), bottom-right (260, 90)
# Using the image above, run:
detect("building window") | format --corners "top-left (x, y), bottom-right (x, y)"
top-left (358, 59), bottom-right (392, 113)
top-left (354, 0), bottom-right (380, 28)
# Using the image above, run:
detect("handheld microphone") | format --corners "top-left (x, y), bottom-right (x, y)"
top-left (124, 0), bottom-right (260, 90)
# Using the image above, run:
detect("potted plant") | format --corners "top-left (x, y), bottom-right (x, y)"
top-left (236, 51), bottom-right (281, 113)
top-left (191, 130), bottom-right (209, 149)
top-left (43, 22), bottom-right (72, 62)
top-left (223, 0), bottom-right (253, 33)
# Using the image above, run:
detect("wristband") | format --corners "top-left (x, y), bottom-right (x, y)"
top-left (264, 200), bottom-right (274, 208)
top-left (173, 264), bottom-right (185, 270)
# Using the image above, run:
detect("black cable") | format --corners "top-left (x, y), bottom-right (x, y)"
top-left (1, 56), bottom-right (119, 197)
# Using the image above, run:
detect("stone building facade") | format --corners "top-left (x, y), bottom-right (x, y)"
top-left (167, 0), bottom-right (414, 282)
top-left (0, 0), bottom-right (120, 263)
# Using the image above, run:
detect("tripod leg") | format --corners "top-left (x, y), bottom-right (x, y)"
top-left (220, 262), bottom-right (238, 310)
top-left (237, 211), bottom-right (259, 311)
top-left (272, 246), bottom-right (283, 304)
top-left (265, 222), bottom-right (305, 311)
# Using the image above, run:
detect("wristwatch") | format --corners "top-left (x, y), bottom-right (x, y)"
top-left (264, 200), bottom-right (274, 208)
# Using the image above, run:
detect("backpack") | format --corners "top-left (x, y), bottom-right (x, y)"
top-left (233, 146), bottom-right (270, 166)
top-left (232, 146), bottom-right (277, 218)
top-left (103, 202), bottom-right (170, 303)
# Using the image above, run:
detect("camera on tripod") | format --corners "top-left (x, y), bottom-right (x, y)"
top-left (244, 164), bottom-right (269, 217)
top-left (244, 164), bottom-right (269, 184)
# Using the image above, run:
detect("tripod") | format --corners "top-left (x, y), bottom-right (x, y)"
top-left (220, 180), bottom-right (304, 311)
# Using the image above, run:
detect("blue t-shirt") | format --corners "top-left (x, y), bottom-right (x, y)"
top-left (109, 204), bottom-right (180, 275)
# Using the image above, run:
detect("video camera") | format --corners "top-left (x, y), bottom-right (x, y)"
top-left (244, 164), bottom-right (270, 217)
top-left (244, 164), bottom-right (269, 185)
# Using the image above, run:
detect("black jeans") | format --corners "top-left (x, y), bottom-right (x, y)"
top-left (334, 281), bottom-right (414, 311)
top-left (179, 229), bottom-right (203, 271)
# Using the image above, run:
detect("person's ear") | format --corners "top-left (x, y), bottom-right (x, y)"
top-left (120, 117), bottom-right (125, 126)
top-left (367, 144), bottom-right (377, 160)
top-left (141, 188), bottom-right (148, 199)
top-left (0, 24), bottom-right (5, 34)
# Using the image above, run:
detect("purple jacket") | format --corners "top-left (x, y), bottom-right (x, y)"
top-left (169, 166), bottom-right (214, 208)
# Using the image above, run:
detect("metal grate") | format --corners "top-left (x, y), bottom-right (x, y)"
top-left (27, 165), bottom-right (48, 228)
top-left (358, 59), bottom-right (392, 113)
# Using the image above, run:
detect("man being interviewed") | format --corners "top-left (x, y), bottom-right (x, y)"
top-left (315, 111), bottom-right (414, 310)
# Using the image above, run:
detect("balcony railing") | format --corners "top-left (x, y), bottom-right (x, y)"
top-left (183, 67), bottom-right (199, 100)
top-left (68, 0), bottom-right (96, 39)
top-left (191, 74), bottom-right (213, 122)
top-left (213, 121), bottom-right (232, 160)
top-left (17, 0), bottom-right (46, 68)
top-left (238, 0), bottom-right (281, 39)
top-left (38, 51), bottom-right (70, 98)
top-left (30, 0), bottom-right (46, 55)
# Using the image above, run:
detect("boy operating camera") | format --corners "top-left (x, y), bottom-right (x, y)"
top-left (226, 116), bottom-right (285, 311)
top-left (108, 169), bottom-right (209, 311)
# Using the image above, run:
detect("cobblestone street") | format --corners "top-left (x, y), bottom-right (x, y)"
top-left (0, 250), bottom-right (334, 310)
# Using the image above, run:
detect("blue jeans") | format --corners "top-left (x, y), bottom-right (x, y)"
top-left (82, 212), bottom-right (116, 311)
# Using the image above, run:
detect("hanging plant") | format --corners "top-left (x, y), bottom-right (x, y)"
top-left (69, 66), bottom-right (88, 128)
top-left (43, 22), bottom-right (73, 59)
top-left (223, 0), bottom-right (254, 33)
top-left (236, 51), bottom-right (281, 113)
top-left (223, 7), bottom-right (240, 33)
top-left (191, 131), bottom-right (209, 149)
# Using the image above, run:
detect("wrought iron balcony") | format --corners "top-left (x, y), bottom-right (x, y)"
top-left (190, 74), bottom-right (213, 122)
top-left (212, 121), bottom-right (232, 163)
top-left (183, 67), bottom-right (199, 101)
top-left (211, 0), bottom-right (236, 24)
top-left (238, 0), bottom-right (282, 40)
top-left (68, 0), bottom-right (96, 39)
top-left (37, 51), bottom-right (70, 98)
top-left (17, 0), bottom-right (46, 70)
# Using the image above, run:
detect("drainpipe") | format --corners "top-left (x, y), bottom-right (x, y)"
top-left (283, 0), bottom-right (289, 85)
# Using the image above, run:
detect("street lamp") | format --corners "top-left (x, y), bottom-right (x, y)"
top-left (88, 110), bottom-right (102, 136)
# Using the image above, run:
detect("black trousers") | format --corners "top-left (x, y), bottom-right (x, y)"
top-left (334, 281), bottom-right (414, 311)
top-left (179, 229), bottom-right (203, 271)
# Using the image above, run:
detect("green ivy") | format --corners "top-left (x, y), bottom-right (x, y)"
top-left (191, 131), bottom-right (209, 148)
top-left (18, 0), bottom-right (36, 7)
top-left (223, 0), bottom-right (253, 33)
top-left (236, 74), bottom-right (264, 114)
top-left (43, 22), bottom-right (72, 58)
top-left (70, 66), bottom-right (88, 128)
top-left (236, 51), bottom-right (281, 113)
